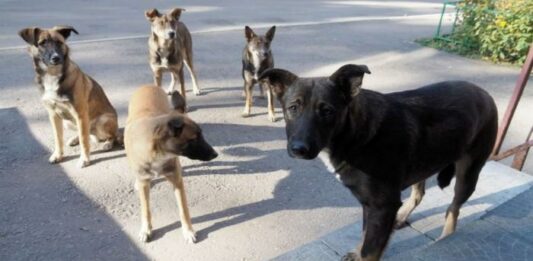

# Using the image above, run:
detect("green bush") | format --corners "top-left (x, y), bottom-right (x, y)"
top-left (442, 0), bottom-right (532, 64)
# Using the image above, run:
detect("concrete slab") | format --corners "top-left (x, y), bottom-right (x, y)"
top-left (273, 161), bottom-right (533, 260)
top-left (415, 220), bottom-right (533, 261)
top-left (483, 187), bottom-right (533, 244)
top-left (408, 161), bottom-right (533, 240)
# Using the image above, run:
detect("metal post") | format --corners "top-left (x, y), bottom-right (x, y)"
top-left (492, 44), bottom-right (533, 156)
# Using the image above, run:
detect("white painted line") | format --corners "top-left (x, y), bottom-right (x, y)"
top-left (0, 13), bottom-right (442, 51)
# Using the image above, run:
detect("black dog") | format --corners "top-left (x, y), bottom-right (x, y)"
top-left (260, 64), bottom-right (498, 261)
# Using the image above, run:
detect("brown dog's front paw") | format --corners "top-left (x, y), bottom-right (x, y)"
top-left (341, 252), bottom-right (361, 261)
top-left (139, 230), bottom-right (152, 243)
top-left (102, 140), bottom-right (114, 151)
top-left (268, 113), bottom-right (276, 122)
top-left (77, 158), bottom-right (90, 168)
top-left (182, 229), bottom-right (197, 244)
top-left (48, 152), bottom-right (63, 164)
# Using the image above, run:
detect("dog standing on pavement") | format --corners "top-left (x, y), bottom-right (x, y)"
top-left (260, 64), bottom-right (498, 260)
top-left (125, 85), bottom-right (217, 243)
top-left (19, 26), bottom-right (120, 168)
top-left (146, 8), bottom-right (201, 107)
top-left (242, 26), bottom-right (277, 122)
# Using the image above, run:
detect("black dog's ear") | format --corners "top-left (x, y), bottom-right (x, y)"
top-left (167, 117), bottom-right (184, 137)
top-left (259, 68), bottom-right (298, 98)
top-left (169, 8), bottom-right (185, 20)
top-left (330, 64), bottom-right (371, 97)
top-left (53, 25), bottom-right (79, 40)
top-left (244, 26), bottom-right (256, 42)
top-left (18, 27), bottom-right (41, 46)
top-left (145, 8), bottom-right (160, 22)
top-left (265, 26), bottom-right (276, 42)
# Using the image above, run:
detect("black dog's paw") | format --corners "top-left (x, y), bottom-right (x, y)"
top-left (341, 252), bottom-right (360, 261)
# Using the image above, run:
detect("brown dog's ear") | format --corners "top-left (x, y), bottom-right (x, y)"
top-left (53, 25), bottom-right (79, 40)
top-left (169, 8), bottom-right (185, 20)
top-left (265, 26), bottom-right (276, 42)
top-left (145, 8), bottom-right (160, 22)
top-left (330, 64), bottom-right (371, 97)
top-left (259, 68), bottom-right (298, 99)
top-left (167, 117), bottom-right (184, 137)
top-left (244, 26), bottom-right (256, 42)
top-left (18, 27), bottom-right (41, 46)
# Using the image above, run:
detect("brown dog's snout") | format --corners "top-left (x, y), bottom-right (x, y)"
top-left (50, 53), bottom-right (61, 64)
top-left (168, 31), bottom-right (176, 38)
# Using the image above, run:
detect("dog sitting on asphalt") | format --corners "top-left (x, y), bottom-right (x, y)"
top-left (260, 64), bottom-right (498, 261)
top-left (125, 85), bottom-right (217, 243)
top-left (241, 26), bottom-right (277, 122)
top-left (145, 8), bottom-right (201, 107)
top-left (19, 25), bottom-right (121, 168)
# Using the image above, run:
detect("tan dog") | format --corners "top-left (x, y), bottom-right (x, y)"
top-left (125, 85), bottom-right (217, 243)
top-left (146, 8), bottom-right (201, 107)
top-left (19, 26), bottom-right (120, 168)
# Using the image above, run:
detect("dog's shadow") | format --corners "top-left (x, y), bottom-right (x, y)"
top-left (147, 123), bottom-right (356, 242)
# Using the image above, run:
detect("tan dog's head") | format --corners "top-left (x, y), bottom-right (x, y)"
top-left (145, 8), bottom-right (185, 40)
top-left (154, 113), bottom-right (218, 161)
top-left (18, 26), bottom-right (78, 68)
top-left (245, 26), bottom-right (276, 60)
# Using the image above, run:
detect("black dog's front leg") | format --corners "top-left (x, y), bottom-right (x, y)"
top-left (343, 204), bottom-right (398, 261)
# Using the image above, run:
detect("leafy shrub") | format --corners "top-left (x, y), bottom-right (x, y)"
top-left (438, 0), bottom-right (532, 64)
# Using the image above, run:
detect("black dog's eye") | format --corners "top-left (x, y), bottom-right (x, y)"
top-left (288, 104), bottom-right (298, 113)
top-left (319, 104), bottom-right (336, 117)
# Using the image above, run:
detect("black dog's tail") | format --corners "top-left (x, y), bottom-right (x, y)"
top-left (437, 164), bottom-right (456, 189)
top-left (170, 91), bottom-right (186, 113)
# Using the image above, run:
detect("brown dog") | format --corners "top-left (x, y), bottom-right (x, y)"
top-left (125, 85), bottom-right (217, 243)
top-left (145, 8), bottom-right (201, 106)
top-left (19, 26), bottom-right (120, 168)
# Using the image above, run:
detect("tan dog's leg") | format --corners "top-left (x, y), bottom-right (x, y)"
top-left (176, 67), bottom-right (186, 99)
top-left (395, 181), bottom-right (425, 228)
top-left (75, 110), bottom-right (91, 168)
top-left (266, 84), bottom-right (276, 122)
top-left (47, 110), bottom-right (64, 163)
top-left (136, 179), bottom-right (152, 242)
top-left (165, 161), bottom-right (196, 243)
top-left (242, 81), bottom-right (253, 117)
top-left (153, 69), bottom-right (162, 87)
top-left (166, 70), bottom-right (177, 94)
top-left (183, 55), bottom-right (201, 96)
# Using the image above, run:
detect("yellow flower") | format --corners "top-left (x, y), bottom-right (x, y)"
top-left (496, 19), bottom-right (507, 28)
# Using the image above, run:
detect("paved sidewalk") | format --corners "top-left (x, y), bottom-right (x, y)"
top-left (274, 162), bottom-right (533, 260)
top-left (1, 1), bottom-right (531, 260)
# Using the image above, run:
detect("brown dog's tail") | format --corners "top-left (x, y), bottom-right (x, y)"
top-left (114, 129), bottom-right (125, 147)
top-left (437, 164), bottom-right (455, 189)
top-left (170, 91), bottom-right (186, 113)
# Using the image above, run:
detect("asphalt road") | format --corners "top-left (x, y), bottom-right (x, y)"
top-left (0, 1), bottom-right (531, 260)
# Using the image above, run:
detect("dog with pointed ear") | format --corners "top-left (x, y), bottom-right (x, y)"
top-left (241, 25), bottom-right (278, 121)
top-left (19, 25), bottom-right (78, 47)
top-left (18, 25), bottom-right (121, 169)
top-left (145, 7), bottom-right (201, 98)
top-left (258, 64), bottom-right (371, 159)
top-left (260, 64), bottom-right (371, 101)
